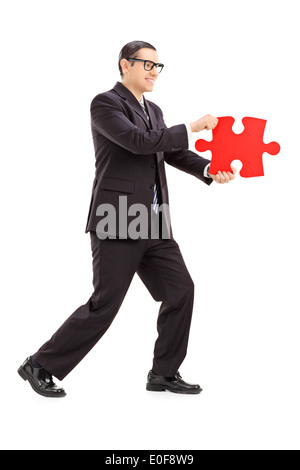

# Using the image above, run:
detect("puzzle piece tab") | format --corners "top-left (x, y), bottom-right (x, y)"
top-left (195, 116), bottom-right (280, 178)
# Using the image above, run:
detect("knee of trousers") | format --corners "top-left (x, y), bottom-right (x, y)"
top-left (166, 276), bottom-right (194, 307)
top-left (89, 281), bottom-right (129, 313)
top-left (181, 277), bottom-right (194, 301)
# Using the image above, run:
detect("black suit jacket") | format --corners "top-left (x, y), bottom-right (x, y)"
top-left (85, 81), bottom-right (212, 237)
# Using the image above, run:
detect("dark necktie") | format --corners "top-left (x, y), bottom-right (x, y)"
top-left (140, 100), bottom-right (159, 214)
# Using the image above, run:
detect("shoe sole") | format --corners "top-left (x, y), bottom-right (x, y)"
top-left (146, 383), bottom-right (202, 394)
top-left (18, 367), bottom-right (66, 398)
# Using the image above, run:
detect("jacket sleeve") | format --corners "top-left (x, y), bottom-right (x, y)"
top-left (90, 93), bottom-right (189, 155)
top-left (162, 117), bottom-right (213, 186)
top-left (164, 148), bottom-right (213, 186)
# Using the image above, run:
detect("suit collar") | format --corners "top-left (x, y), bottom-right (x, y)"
top-left (112, 81), bottom-right (154, 129)
top-left (113, 81), bottom-right (137, 101)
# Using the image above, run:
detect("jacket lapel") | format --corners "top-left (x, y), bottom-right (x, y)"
top-left (143, 96), bottom-right (164, 164)
top-left (112, 82), bottom-right (163, 163)
top-left (112, 81), bottom-right (152, 129)
top-left (144, 98), bottom-right (156, 130)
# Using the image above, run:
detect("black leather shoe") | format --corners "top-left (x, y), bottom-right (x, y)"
top-left (146, 370), bottom-right (202, 394)
top-left (18, 357), bottom-right (66, 398)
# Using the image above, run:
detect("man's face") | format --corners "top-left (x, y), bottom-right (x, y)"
top-left (122, 48), bottom-right (160, 94)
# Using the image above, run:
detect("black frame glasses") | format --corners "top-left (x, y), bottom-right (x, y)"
top-left (125, 58), bottom-right (164, 73)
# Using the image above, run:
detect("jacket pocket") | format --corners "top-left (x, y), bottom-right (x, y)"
top-left (100, 177), bottom-right (134, 193)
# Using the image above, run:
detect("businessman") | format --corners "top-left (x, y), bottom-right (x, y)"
top-left (18, 40), bottom-right (236, 398)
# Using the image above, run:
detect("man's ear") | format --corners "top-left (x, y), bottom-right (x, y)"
top-left (120, 58), bottom-right (129, 75)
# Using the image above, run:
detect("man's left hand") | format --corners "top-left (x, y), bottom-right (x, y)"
top-left (209, 167), bottom-right (237, 184)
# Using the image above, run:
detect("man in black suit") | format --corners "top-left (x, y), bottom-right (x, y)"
top-left (18, 41), bottom-right (236, 398)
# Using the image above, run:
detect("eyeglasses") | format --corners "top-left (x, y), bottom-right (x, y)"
top-left (125, 58), bottom-right (164, 73)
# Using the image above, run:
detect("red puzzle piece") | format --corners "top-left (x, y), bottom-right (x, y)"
top-left (195, 116), bottom-right (280, 178)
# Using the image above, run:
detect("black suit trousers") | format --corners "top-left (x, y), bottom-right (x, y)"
top-left (34, 232), bottom-right (195, 381)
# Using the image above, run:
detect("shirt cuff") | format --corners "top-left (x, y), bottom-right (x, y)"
top-left (184, 122), bottom-right (193, 142)
top-left (204, 163), bottom-right (212, 178)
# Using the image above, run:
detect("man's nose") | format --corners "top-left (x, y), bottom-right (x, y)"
top-left (150, 68), bottom-right (159, 77)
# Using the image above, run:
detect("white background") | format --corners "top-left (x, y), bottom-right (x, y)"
top-left (1, 0), bottom-right (299, 450)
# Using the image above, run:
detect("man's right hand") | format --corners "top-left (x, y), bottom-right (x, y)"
top-left (190, 115), bottom-right (218, 133)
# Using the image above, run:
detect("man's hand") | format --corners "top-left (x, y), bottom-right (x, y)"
top-left (190, 114), bottom-right (219, 133)
top-left (189, 115), bottom-right (236, 183)
top-left (210, 167), bottom-right (237, 184)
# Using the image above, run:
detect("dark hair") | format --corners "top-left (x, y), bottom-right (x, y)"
top-left (118, 40), bottom-right (156, 78)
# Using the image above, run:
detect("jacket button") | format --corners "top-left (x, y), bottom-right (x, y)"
top-left (151, 163), bottom-right (155, 168)
top-left (150, 184), bottom-right (154, 189)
